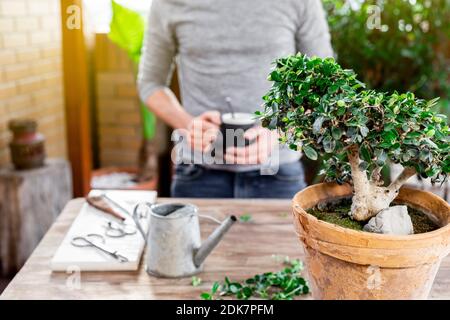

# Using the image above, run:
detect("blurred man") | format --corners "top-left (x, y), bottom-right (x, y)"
top-left (138, 0), bottom-right (333, 198)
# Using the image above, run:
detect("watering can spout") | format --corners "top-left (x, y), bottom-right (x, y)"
top-left (194, 215), bottom-right (237, 267)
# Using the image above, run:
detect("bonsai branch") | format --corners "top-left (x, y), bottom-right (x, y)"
top-left (370, 166), bottom-right (384, 186)
top-left (388, 167), bottom-right (416, 192)
top-left (348, 146), bottom-right (416, 222)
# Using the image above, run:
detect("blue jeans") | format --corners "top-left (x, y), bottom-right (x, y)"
top-left (171, 162), bottom-right (306, 199)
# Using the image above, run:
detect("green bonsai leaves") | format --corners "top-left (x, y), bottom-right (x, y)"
top-left (259, 54), bottom-right (449, 184)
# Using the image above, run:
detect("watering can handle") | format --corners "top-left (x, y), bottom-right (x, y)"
top-left (132, 203), bottom-right (151, 242)
top-left (132, 206), bottom-right (226, 243)
top-left (198, 214), bottom-right (222, 224)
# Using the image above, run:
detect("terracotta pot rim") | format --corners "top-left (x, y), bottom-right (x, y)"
top-left (293, 182), bottom-right (450, 298)
top-left (293, 182), bottom-right (450, 242)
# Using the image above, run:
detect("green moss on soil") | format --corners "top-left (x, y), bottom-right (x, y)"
top-left (306, 197), bottom-right (439, 234)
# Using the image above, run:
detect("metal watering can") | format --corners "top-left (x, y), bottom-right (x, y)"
top-left (133, 203), bottom-right (236, 278)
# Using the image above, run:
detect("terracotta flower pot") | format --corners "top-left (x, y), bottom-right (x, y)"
top-left (292, 182), bottom-right (450, 300)
top-left (8, 119), bottom-right (45, 170)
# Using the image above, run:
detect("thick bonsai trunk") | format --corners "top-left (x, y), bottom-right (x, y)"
top-left (348, 146), bottom-right (416, 221)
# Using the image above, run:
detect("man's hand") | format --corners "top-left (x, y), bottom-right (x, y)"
top-left (224, 126), bottom-right (278, 165)
top-left (186, 111), bottom-right (221, 152)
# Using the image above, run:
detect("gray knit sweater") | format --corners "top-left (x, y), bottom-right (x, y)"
top-left (138, 0), bottom-right (334, 171)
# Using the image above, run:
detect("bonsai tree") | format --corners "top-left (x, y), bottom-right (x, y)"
top-left (259, 54), bottom-right (449, 221)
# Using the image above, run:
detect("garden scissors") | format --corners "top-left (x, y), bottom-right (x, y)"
top-left (71, 233), bottom-right (129, 263)
top-left (103, 220), bottom-right (137, 238)
top-left (102, 194), bottom-right (149, 240)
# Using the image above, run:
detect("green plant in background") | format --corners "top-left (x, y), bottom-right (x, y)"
top-left (108, 1), bottom-right (145, 64)
top-left (191, 276), bottom-right (202, 287)
top-left (259, 54), bottom-right (449, 221)
top-left (239, 214), bottom-right (253, 223)
top-left (108, 1), bottom-right (157, 181)
top-left (109, 0), bottom-right (155, 140)
top-left (200, 259), bottom-right (309, 300)
top-left (323, 0), bottom-right (450, 116)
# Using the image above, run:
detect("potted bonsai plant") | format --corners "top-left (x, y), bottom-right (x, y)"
top-left (259, 54), bottom-right (450, 299)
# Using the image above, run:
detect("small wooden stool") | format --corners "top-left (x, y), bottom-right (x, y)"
top-left (0, 158), bottom-right (72, 276)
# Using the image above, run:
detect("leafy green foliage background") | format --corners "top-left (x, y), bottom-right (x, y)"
top-left (324, 0), bottom-right (450, 116)
top-left (108, 0), bottom-right (156, 140)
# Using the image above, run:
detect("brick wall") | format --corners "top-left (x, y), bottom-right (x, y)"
top-left (94, 33), bottom-right (169, 168)
top-left (0, 0), bottom-right (67, 167)
top-left (95, 33), bottom-right (142, 167)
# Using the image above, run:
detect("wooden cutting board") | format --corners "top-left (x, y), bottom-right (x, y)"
top-left (50, 189), bottom-right (156, 272)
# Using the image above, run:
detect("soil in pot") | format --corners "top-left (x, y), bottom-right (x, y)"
top-left (307, 197), bottom-right (439, 234)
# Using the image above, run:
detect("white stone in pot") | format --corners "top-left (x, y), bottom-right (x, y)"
top-left (363, 205), bottom-right (414, 235)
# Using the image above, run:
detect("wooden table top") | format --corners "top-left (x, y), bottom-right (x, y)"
top-left (1, 198), bottom-right (449, 300)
